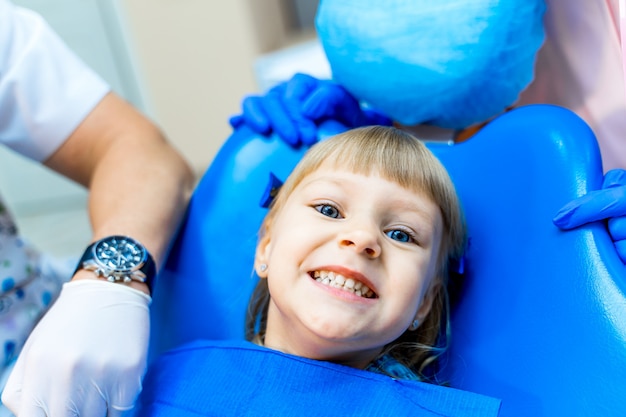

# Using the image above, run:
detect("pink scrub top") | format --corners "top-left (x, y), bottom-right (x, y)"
top-left (517, 0), bottom-right (626, 171)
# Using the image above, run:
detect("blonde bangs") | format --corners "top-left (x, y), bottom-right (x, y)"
top-left (290, 126), bottom-right (438, 193)
top-left (272, 126), bottom-right (466, 267)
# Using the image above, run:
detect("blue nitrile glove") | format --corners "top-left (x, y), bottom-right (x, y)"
top-left (553, 169), bottom-right (626, 263)
top-left (229, 73), bottom-right (392, 147)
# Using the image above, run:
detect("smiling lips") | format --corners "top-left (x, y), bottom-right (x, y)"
top-left (311, 270), bottom-right (377, 299)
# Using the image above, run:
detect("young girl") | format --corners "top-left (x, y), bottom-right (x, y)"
top-left (246, 125), bottom-right (466, 381)
top-left (137, 126), bottom-right (497, 417)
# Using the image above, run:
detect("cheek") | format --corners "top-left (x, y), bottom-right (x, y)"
top-left (263, 227), bottom-right (310, 274)
top-left (271, 217), bottom-right (323, 253)
top-left (416, 239), bottom-right (443, 291)
top-left (394, 256), bottom-right (437, 306)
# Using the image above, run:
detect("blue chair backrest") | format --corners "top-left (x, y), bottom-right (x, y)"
top-left (149, 105), bottom-right (626, 417)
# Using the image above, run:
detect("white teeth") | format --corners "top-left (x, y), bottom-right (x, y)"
top-left (312, 271), bottom-right (375, 299)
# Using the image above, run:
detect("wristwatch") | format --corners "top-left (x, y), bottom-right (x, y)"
top-left (74, 235), bottom-right (156, 292)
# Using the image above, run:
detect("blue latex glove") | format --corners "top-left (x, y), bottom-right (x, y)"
top-left (229, 73), bottom-right (392, 147)
top-left (553, 169), bottom-right (626, 263)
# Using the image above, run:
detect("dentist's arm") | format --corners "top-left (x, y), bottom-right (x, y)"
top-left (2, 91), bottom-right (194, 416)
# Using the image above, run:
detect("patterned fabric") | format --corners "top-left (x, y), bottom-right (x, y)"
top-left (0, 195), bottom-right (68, 368)
top-left (366, 353), bottom-right (422, 381)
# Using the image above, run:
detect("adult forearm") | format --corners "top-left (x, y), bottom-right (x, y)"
top-left (45, 92), bottom-right (195, 274)
top-left (87, 132), bottom-right (193, 265)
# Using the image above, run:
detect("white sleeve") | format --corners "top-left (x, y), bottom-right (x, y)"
top-left (0, 0), bottom-right (110, 162)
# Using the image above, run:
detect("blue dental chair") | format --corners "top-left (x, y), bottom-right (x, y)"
top-left (144, 105), bottom-right (626, 416)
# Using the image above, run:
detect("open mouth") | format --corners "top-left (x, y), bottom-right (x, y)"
top-left (310, 270), bottom-right (377, 299)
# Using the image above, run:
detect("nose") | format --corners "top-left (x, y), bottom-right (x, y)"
top-left (338, 223), bottom-right (381, 259)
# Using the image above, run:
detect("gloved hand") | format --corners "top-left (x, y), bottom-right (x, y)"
top-left (229, 73), bottom-right (392, 147)
top-left (2, 279), bottom-right (151, 416)
top-left (553, 169), bottom-right (626, 263)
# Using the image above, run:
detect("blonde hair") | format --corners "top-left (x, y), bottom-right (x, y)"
top-left (245, 125), bottom-right (466, 382)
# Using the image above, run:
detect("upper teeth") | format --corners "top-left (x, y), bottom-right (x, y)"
top-left (312, 270), bottom-right (375, 298)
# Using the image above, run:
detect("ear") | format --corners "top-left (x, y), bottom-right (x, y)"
top-left (254, 230), bottom-right (272, 279)
top-left (413, 281), bottom-right (441, 324)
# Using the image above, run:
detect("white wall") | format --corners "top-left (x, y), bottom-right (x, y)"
top-left (0, 0), bottom-right (320, 256)
top-left (118, 0), bottom-right (316, 174)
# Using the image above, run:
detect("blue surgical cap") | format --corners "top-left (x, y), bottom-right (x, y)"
top-left (316, 0), bottom-right (546, 129)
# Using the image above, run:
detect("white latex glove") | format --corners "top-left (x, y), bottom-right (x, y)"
top-left (1, 280), bottom-right (151, 416)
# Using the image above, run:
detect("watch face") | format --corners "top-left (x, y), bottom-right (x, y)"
top-left (93, 236), bottom-right (147, 273)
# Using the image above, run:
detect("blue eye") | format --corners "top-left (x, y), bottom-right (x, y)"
top-left (386, 229), bottom-right (412, 243)
top-left (315, 204), bottom-right (341, 218)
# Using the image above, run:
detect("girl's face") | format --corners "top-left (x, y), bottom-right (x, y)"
top-left (256, 167), bottom-right (443, 368)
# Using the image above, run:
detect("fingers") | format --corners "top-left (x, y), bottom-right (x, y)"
top-left (73, 387), bottom-right (108, 417)
top-left (233, 74), bottom-right (376, 147)
top-left (609, 216), bottom-right (626, 263)
top-left (609, 216), bottom-right (626, 241)
top-left (294, 119), bottom-right (319, 146)
top-left (10, 405), bottom-right (48, 417)
top-left (260, 91), bottom-right (300, 147)
top-left (283, 73), bottom-right (319, 103)
top-left (8, 374), bottom-right (141, 417)
top-left (303, 83), bottom-right (361, 127)
top-left (302, 82), bottom-right (392, 130)
top-left (2, 281), bottom-right (150, 417)
top-left (4, 361), bottom-right (141, 417)
top-left (228, 114), bottom-right (244, 130)
top-left (2, 350), bottom-right (26, 413)
top-left (237, 93), bottom-right (302, 146)
top-left (6, 381), bottom-right (52, 417)
top-left (603, 169), bottom-right (626, 188)
top-left (552, 186), bottom-right (626, 229)
top-left (106, 371), bottom-right (143, 416)
top-left (241, 96), bottom-right (272, 134)
top-left (107, 400), bottom-right (136, 417)
top-left (553, 171), bottom-right (626, 264)
top-left (10, 390), bottom-right (109, 417)
top-left (280, 77), bottom-right (320, 146)
top-left (614, 240), bottom-right (626, 263)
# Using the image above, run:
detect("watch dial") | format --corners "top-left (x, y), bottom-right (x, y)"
top-left (94, 236), bottom-right (146, 272)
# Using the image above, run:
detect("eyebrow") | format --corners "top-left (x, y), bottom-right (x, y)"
top-left (301, 175), bottom-right (439, 227)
